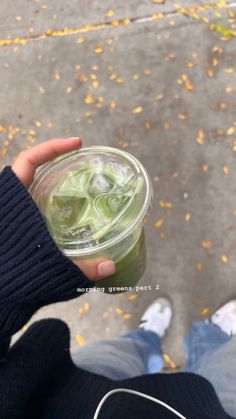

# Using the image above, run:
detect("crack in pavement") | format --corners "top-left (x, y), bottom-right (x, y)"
top-left (0, 1), bottom-right (235, 48)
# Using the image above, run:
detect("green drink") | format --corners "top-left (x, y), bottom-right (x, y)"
top-left (28, 146), bottom-right (152, 293)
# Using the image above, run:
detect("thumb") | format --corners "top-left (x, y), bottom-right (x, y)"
top-left (72, 258), bottom-right (116, 281)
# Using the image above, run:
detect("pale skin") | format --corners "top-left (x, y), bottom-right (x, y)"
top-left (12, 137), bottom-right (116, 281)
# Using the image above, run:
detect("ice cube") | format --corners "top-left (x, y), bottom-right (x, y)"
top-left (51, 196), bottom-right (85, 225)
top-left (63, 225), bottom-right (96, 249)
top-left (88, 173), bottom-right (113, 198)
top-left (107, 185), bottom-right (132, 214)
top-left (74, 225), bottom-right (92, 241)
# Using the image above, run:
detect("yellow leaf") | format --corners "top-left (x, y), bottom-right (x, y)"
top-left (201, 308), bottom-right (209, 316)
top-left (38, 86), bottom-right (46, 94)
top-left (107, 9), bottom-right (115, 17)
top-left (196, 262), bottom-right (204, 272)
top-left (128, 294), bottom-right (138, 301)
top-left (224, 67), bottom-right (233, 73)
top-left (54, 71), bottom-right (61, 80)
top-left (132, 106), bottom-right (143, 114)
top-left (197, 129), bottom-right (204, 144)
top-left (221, 255), bottom-right (228, 263)
top-left (76, 334), bottom-right (85, 346)
top-left (92, 80), bottom-right (100, 88)
top-left (177, 113), bottom-right (187, 120)
top-left (115, 308), bottom-right (124, 315)
top-left (227, 127), bottom-right (235, 135)
top-left (160, 200), bottom-right (173, 208)
top-left (225, 86), bottom-right (233, 93)
top-left (84, 302), bottom-right (90, 313)
top-left (95, 45), bottom-right (103, 54)
top-left (116, 77), bottom-right (124, 84)
top-left (77, 37), bottom-right (85, 44)
top-left (1, 147), bottom-right (7, 156)
top-left (144, 69), bottom-right (152, 76)
top-left (185, 213), bottom-right (191, 221)
top-left (185, 79), bottom-right (193, 92)
top-left (201, 241), bottom-right (213, 249)
top-left (145, 121), bottom-right (152, 129)
top-left (163, 353), bottom-right (177, 369)
top-left (160, 232), bottom-right (166, 239)
top-left (155, 219), bottom-right (164, 228)
top-left (155, 93), bottom-right (164, 101)
top-left (85, 94), bottom-right (95, 104)
top-left (123, 313), bottom-right (132, 320)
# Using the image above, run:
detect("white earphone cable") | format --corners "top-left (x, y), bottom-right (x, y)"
top-left (93, 388), bottom-right (187, 419)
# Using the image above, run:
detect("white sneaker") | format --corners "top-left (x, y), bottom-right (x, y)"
top-left (211, 300), bottom-right (236, 336)
top-left (139, 297), bottom-right (172, 337)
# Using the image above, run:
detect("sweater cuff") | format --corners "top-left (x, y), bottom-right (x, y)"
top-left (0, 166), bottom-right (95, 309)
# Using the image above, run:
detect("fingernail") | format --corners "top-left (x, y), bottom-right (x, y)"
top-left (67, 137), bottom-right (81, 141)
top-left (97, 261), bottom-right (115, 278)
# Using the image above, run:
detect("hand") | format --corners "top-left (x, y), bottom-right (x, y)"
top-left (12, 138), bottom-right (116, 281)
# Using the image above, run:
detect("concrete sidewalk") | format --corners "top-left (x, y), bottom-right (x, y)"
top-left (1, 0), bottom-right (236, 366)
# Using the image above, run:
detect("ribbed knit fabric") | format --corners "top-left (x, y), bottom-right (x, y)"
top-left (0, 166), bottom-right (95, 340)
top-left (0, 166), bottom-right (233, 419)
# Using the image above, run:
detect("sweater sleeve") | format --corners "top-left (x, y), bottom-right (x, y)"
top-left (0, 165), bottom-right (95, 343)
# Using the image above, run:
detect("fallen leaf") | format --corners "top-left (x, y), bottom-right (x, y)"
top-left (221, 255), bottom-right (228, 263)
top-left (163, 353), bottom-right (177, 369)
top-left (107, 9), bottom-right (115, 17)
top-left (95, 45), bottom-right (103, 54)
top-left (227, 127), bottom-right (235, 135)
top-left (76, 334), bottom-right (85, 346)
top-left (160, 200), bottom-right (173, 208)
top-left (155, 219), bottom-right (164, 228)
top-left (85, 94), bottom-right (95, 104)
top-left (197, 130), bottom-right (204, 144)
top-left (201, 241), bottom-right (213, 249)
top-left (201, 308), bottom-right (209, 316)
top-left (145, 121), bottom-right (152, 129)
top-left (196, 262), bottom-right (204, 272)
top-left (132, 106), bottom-right (143, 114)
top-left (185, 213), bottom-right (191, 221)
top-left (115, 308), bottom-right (124, 315)
top-left (128, 294), bottom-right (138, 301)
top-left (123, 313), bottom-right (132, 320)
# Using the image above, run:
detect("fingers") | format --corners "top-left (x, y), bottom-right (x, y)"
top-left (72, 258), bottom-right (116, 282)
top-left (12, 137), bottom-right (82, 187)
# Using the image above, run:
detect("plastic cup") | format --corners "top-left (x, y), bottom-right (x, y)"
top-left (28, 146), bottom-right (153, 294)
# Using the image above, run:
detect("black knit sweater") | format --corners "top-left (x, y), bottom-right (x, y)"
top-left (0, 166), bottom-right (233, 419)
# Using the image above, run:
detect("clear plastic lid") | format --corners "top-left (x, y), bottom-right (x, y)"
top-left (28, 146), bottom-right (152, 256)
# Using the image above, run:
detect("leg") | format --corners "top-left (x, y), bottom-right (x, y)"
top-left (72, 297), bottom-right (172, 380)
top-left (183, 300), bottom-right (236, 417)
top-left (183, 321), bottom-right (230, 372)
top-left (72, 329), bottom-right (163, 380)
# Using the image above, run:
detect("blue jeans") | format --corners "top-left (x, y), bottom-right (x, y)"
top-left (72, 322), bottom-right (236, 417)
